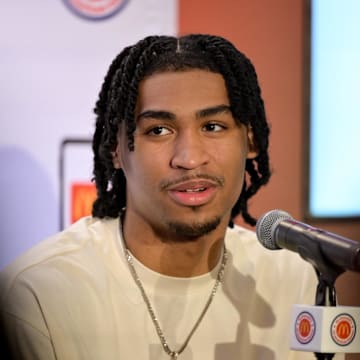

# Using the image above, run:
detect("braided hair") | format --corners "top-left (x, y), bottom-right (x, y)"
top-left (92, 34), bottom-right (271, 226)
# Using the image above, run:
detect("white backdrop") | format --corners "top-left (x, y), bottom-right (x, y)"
top-left (0, 0), bottom-right (177, 269)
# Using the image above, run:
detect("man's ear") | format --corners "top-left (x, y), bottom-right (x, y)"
top-left (112, 144), bottom-right (122, 169)
top-left (247, 126), bottom-right (259, 159)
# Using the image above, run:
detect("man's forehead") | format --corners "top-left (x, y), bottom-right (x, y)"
top-left (135, 70), bottom-right (229, 113)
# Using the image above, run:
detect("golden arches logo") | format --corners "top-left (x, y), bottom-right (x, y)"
top-left (295, 312), bottom-right (316, 344)
top-left (331, 314), bottom-right (356, 346)
top-left (299, 318), bottom-right (311, 337)
top-left (336, 321), bottom-right (351, 338)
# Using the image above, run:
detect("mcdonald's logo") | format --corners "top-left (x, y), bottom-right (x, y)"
top-left (299, 318), bottom-right (311, 337)
top-left (337, 321), bottom-right (351, 338)
top-left (331, 314), bottom-right (356, 346)
top-left (71, 182), bottom-right (97, 223)
top-left (295, 312), bottom-right (316, 344)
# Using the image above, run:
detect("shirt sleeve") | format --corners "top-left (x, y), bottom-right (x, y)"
top-left (1, 311), bottom-right (56, 360)
top-left (0, 268), bottom-right (57, 360)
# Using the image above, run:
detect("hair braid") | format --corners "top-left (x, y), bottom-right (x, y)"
top-left (92, 46), bottom-right (133, 216)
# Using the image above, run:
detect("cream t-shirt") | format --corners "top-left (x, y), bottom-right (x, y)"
top-left (0, 216), bottom-right (343, 359)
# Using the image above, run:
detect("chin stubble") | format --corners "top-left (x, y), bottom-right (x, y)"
top-left (166, 216), bottom-right (221, 241)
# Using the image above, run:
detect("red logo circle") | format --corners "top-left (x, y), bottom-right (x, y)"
top-left (331, 313), bottom-right (356, 346)
top-left (295, 312), bottom-right (316, 344)
top-left (63, 0), bottom-right (129, 20)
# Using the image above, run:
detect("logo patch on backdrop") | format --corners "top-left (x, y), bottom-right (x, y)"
top-left (331, 313), bottom-right (356, 346)
top-left (63, 0), bottom-right (129, 20)
top-left (59, 139), bottom-right (94, 229)
top-left (295, 311), bottom-right (316, 344)
top-left (71, 182), bottom-right (97, 224)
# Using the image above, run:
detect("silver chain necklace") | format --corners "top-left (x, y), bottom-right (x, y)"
top-left (121, 230), bottom-right (228, 359)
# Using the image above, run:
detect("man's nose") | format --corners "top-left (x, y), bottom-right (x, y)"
top-left (169, 130), bottom-right (210, 170)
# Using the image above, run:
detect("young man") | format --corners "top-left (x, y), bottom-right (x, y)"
top-left (1, 34), bottom-right (321, 359)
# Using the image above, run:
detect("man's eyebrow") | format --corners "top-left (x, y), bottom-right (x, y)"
top-left (137, 105), bottom-right (232, 122)
top-left (137, 110), bottom-right (175, 121)
top-left (196, 104), bottom-right (232, 118)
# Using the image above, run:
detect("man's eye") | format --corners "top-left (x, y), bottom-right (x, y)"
top-left (203, 123), bottom-right (225, 132)
top-left (147, 126), bottom-right (172, 136)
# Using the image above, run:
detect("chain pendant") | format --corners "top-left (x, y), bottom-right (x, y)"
top-left (170, 352), bottom-right (178, 359)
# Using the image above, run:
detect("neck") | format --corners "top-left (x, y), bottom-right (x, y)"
top-left (120, 212), bottom-right (228, 277)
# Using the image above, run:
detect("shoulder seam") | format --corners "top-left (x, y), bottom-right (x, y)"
top-left (2, 310), bottom-right (51, 340)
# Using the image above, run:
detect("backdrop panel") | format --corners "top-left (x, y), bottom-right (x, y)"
top-left (0, 0), bottom-right (177, 269)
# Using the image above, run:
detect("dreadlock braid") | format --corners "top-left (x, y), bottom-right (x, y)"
top-left (92, 46), bottom-right (133, 217)
top-left (92, 34), bottom-right (271, 226)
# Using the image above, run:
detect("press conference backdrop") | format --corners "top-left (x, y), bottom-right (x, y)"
top-left (0, 0), bottom-right (177, 270)
top-left (308, 0), bottom-right (360, 218)
top-left (2, 0), bottom-right (360, 271)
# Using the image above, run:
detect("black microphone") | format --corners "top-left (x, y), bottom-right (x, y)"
top-left (256, 209), bottom-right (360, 273)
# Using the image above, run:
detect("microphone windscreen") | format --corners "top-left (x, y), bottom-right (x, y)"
top-left (256, 209), bottom-right (292, 249)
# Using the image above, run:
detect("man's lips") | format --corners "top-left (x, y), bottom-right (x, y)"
top-left (161, 174), bottom-right (225, 191)
top-left (162, 176), bottom-right (224, 206)
top-left (167, 179), bottom-right (218, 192)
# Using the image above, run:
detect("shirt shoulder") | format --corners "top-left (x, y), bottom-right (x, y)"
top-left (0, 216), bottom-right (119, 304)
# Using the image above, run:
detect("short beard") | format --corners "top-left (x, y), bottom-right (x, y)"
top-left (166, 216), bottom-right (221, 241)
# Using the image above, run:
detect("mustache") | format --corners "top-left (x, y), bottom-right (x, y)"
top-left (160, 173), bottom-right (225, 190)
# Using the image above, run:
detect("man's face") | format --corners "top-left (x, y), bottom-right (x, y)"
top-left (113, 69), bottom-right (256, 239)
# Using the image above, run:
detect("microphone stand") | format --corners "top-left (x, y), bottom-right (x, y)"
top-left (313, 260), bottom-right (345, 360)
top-left (296, 234), bottom-right (346, 359)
